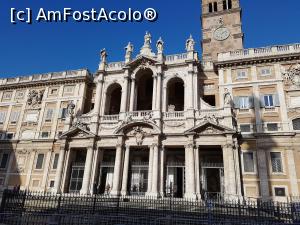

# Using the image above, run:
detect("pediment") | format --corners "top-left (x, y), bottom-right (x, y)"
top-left (114, 121), bottom-right (160, 135)
top-left (184, 121), bottom-right (236, 136)
top-left (60, 124), bottom-right (96, 139)
top-left (127, 55), bottom-right (158, 70)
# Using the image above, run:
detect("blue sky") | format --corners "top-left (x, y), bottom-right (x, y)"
top-left (0, 0), bottom-right (299, 77)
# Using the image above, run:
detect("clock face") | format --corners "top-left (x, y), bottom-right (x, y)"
top-left (213, 27), bottom-right (230, 41)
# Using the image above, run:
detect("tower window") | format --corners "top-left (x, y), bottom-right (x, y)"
top-left (209, 2), bottom-right (218, 13)
top-left (209, 3), bottom-right (213, 13)
top-left (214, 2), bottom-right (218, 12)
top-left (223, 0), bottom-right (232, 10)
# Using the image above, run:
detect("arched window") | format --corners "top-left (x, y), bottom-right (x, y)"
top-left (293, 118), bottom-right (300, 130)
top-left (167, 77), bottom-right (185, 111)
top-left (105, 83), bottom-right (122, 115)
top-left (135, 69), bottom-right (153, 111)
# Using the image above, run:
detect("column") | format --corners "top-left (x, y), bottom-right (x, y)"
top-left (129, 78), bottom-right (136, 111)
top-left (159, 146), bottom-right (165, 196)
top-left (257, 147), bottom-right (270, 198)
top-left (184, 144), bottom-right (196, 199)
top-left (121, 145), bottom-right (130, 195)
top-left (222, 138), bottom-right (242, 198)
top-left (152, 75), bottom-right (157, 110)
top-left (25, 150), bottom-right (36, 189)
top-left (194, 146), bottom-right (201, 198)
top-left (286, 149), bottom-right (299, 196)
top-left (151, 144), bottom-right (159, 197)
top-left (111, 143), bottom-right (123, 196)
top-left (120, 75), bottom-right (129, 112)
top-left (80, 146), bottom-right (94, 195)
top-left (187, 70), bottom-right (194, 109)
top-left (41, 150), bottom-right (52, 191)
top-left (146, 145), bottom-right (154, 194)
top-left (94, 76), bottom-right (104, 115)
top-left (156, 73), bottom-right (162, 110)
top-left (162, 86), bottom-right (167, 112)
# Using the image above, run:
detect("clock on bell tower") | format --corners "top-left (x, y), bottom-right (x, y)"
top-left (201, 0), bottom-right (244, 61)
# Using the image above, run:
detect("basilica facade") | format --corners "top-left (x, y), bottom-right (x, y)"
top-left (0, 0), bottom-right (300, 201)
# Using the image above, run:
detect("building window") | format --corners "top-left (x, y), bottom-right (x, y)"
top-left (45, 109), bottom-right (54, 122)
top-left (270, 152), bottom-right (283, 173)
top-left (41, 132), bottom-right (49, 139)
top-left (59, 108), bottom-right (68, 119)
top-left (49, 180), bottom-right (55, 188)
top-left (274, 187), bottom-right (286, 197)
top-left (243, 152), bottom-right (255, 173)
top-left (261, 68), bottom-right (271, 76)
top-left (0, 153), bottom-right (9, 169)
top-left (223, 0), bottom-right (232, 10)
top-left (52, 153), bottom-right (59, 169)
top-left (209, 3), bottom-right (213, 12)
top-left (239, 96), bottom-right (251, 109)
top-left (15, 91), bottom-right (25, 99)
top-left (49, 88), bottom-right (58, 96)
top-left (6, 133), bottom-right (14, 140)
top-left (292, 118), bottom-right (300, 130)
top-left (209, 2), bottom-right (218, 13)
top-left (35, 154), bottom-right (45, 169)
top-left (25, 111), bottom-right (39, 123)
top-left (10, 111), bottom-right (20, 124)
top-left (63, 85), bottom-right (75, 95)
top-left (264, 95), bottom-right (274, 108)
top-left (2, 92), bottom-right (13, 101)
top-left (237, 71), bottom-right (248, 79)
top-left (240, 124), bottom-right (251, 133)
top-left (267, 123), bottom-right (278, 132)
top-left (0, 112), bottom-right (7, 124)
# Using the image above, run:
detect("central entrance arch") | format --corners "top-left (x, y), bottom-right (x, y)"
top-left (135, 69), bottom-right (153, 111)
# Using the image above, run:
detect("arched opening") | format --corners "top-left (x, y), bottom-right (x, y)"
top-left (292, 118), bottom-right (300, 130)
top-left (167, 77), bottom-right (185, 111)
top-left (136, 69), bottom-right (153, 111)
top-left (105, 83), bottom-right (122, 115)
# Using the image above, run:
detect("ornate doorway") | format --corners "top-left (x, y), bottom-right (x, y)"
top-left (201, 163), bottom-right (224, 199)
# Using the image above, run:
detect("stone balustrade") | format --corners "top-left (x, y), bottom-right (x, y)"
top-left (106, 62), bottom-right (126, 71)
top-left (102, 114), bottom-right (120, 122)
top-left (163, 111), bottom-right (185, 119)
top-left (0, 69), bottom-right (90, 85)
top-left (218, 43), bottom-right (300, 62)
top-left (165, 53), bottom-right (188, 64)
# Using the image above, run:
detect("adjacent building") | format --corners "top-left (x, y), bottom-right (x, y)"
top-left (0, 0), bottom-right (300, 201)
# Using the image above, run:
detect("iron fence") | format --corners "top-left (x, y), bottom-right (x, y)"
top-left (0, 190), bottom-right (300, 225)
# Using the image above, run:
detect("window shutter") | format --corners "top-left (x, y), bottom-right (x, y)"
top-left (233, 97), bottom-right (240, 109)
top-left (58, 109), bottom-right (63, 119)
top-left (260, 96), bottom-right (265, 108)
top-left (248, 96), bottom-right (254, 108)
top-left (274, 94), bottom-right (280, 106)
top-left (62, 108), bottom-right (68, 118)
top-left (0, 112), bottom-right (7, 123)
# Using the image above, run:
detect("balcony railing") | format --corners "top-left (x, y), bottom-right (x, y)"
top-left (163, 111), bottom-right (185, 119)
top-left (126, 111), bottom-right (153, 120)
top-left (102, 114), bottom-right (120, 122)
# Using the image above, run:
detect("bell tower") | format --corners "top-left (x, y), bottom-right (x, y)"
top-left (201, 0), bottom-right (244, 61)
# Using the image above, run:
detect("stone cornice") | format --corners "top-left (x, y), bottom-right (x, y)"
top-left (216, 53), bottom-right (300, 68)
top-left (0, 76), bottom-right (91, 91)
